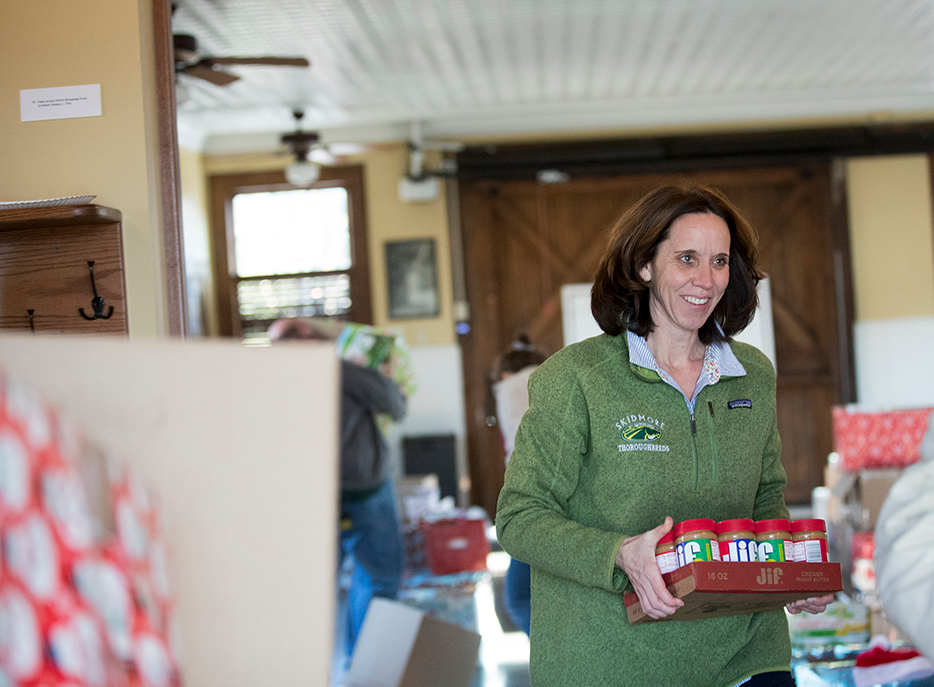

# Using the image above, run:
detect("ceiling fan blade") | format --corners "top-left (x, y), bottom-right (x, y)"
top-left (182, 63), bottom-right (241, 86)
top-left (207, 57), bottom-right (310, 67)
top-left (326, 142), bottom-right (370, 156)
top-left (309, 148), bottom-right (338, 165)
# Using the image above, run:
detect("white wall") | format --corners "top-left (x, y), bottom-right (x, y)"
top-left (384, 344), bottom-right (468, 504)
top-left (854, 317), bottom-right (934, 408)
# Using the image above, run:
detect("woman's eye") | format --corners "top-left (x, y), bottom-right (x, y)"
top-left (714, 257), bottom-right (729, 267)
top-left (679, 255), bottom-right (694, 264)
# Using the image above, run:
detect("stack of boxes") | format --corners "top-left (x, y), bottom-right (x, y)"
top-left (824, 405), bottom-right (934, 639)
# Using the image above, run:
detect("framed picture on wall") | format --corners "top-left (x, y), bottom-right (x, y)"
top-left (385, 238), bottom-right (440, 319)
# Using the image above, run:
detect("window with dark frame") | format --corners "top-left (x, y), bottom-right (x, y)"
top-left (209, 167), bottom-right (372, 342)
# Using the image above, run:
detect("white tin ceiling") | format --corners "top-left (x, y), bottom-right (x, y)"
top-left (171, 0), bottom-right (934, 154)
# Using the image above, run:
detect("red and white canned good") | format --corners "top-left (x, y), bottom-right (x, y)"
top-left (0, 582), bottom-right (44, 683)
top-left (133, 629), bottom-right (177, 687)
top-left (41, 464), bottom-right (96, 555)
top-left (755, 518), bottom-right (793, 562)
top-left (145, 537), bottom-right (174, 605)
top-left (717, 518), bottom-right (758, 562)
top-left (71, 551), bottom-right (135, 662)
top-left (5, 508), bottom-right (64, 603)
top-left (655, 530), bottom-right (678, 574)
top-left (851, 531), bottom-right (875, 593)
top-left (46, 598), bottom-right (109, 687)
top-left (115, 493), bottom-right (151, 565)
top-left (791, 518), bottom-right (829, 562)
top-left (674, 518), bottom-right (721, 567)
top-left (3, 377), bottom-right (55, 451)
top-left (0, 422), bottom-right (35, 520)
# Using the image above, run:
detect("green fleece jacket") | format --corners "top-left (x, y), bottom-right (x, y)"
top-left (496, 332), bottom-right (791, 687)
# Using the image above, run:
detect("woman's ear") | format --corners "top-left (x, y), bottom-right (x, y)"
top-left (639, 262), bottom-right (652, 283)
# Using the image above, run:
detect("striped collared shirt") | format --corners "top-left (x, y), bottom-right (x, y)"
top-left (626, 328), bottom-right (746, 413)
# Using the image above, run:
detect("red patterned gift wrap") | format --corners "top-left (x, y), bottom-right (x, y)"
top-left (832, 406), bottom-right (933, 471)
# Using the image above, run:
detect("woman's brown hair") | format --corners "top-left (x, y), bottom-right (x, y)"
top-left (591, 183), bottom-right (764, 344)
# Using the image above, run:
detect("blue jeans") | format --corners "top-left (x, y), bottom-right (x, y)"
top-left (504, 557), bottom-right (531, 635)
top-left (339, 479), bottom-right (404, 657)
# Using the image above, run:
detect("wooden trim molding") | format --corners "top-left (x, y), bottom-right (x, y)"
top-left (457, 124), bottom-right (934, 179)
top-left (153, 0), bottom-right (187, 337)
top-left (829, 158), bottom-right (858, 404)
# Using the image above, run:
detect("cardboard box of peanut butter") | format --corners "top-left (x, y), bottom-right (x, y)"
top-left (624, 561), bottom-right (843, 625)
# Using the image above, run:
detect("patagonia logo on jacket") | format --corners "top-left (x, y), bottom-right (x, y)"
top-left (728, 399), bottom-right (752, 409)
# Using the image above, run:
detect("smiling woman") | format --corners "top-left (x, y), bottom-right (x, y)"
top-left (496, 183), bottom-right (832, 687)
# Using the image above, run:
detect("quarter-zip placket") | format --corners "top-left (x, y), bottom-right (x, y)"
top-left (707, 399), bottom-right (720, 484)
top-left (686, 395), bottom-right (721, 489)
top-left (688, 401), bottom-right (699, 489)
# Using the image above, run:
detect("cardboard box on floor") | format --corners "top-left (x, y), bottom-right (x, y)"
top-left (824, 465), bottom-right (904, 530)
top-left (624, 562), bottom-right (843, 625)
top-left (858, 468), bottom-right (903, 529)
top-left (345, 598), bottom-right (481, 687)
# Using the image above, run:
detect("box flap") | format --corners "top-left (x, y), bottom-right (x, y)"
top-left (401, 614), bottom-right (482, 687)
top-left (345, 599), bottom-right (424, 687)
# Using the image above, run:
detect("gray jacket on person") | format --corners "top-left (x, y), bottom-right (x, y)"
top-left (340, 360), bottom-right (407, 493)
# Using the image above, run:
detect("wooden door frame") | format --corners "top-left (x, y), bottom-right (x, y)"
top-left (153, 0), bottom-right (186, 337)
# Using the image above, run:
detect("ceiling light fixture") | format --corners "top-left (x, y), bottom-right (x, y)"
top-left (282, 109), bottom-right (322, 187)
top-left (285, 159), bottom-right (321, 187)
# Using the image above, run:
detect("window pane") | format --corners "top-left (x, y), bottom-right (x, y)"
top-left (231, 187), bottom-right (351, 277)
top-left (237, 274), bottom-right (352, 337)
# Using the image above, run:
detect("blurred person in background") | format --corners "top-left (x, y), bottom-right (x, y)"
top-left (489, 333), bottom-right (548, 636)
top-left (267, 318), bottom-right (407, 664)
top-left (875, 411), bottom-right (934, 660)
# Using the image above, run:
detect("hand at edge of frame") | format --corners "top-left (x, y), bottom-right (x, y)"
top-left (785, 593), bottom-right (835, 615)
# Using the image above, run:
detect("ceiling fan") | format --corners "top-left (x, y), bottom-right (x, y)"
top-left (279, 110), bottom-right (335, 186)
top-left (281, 110), bottom-right (335, 163)
top-left (173, 33), bottom-right (309, 86)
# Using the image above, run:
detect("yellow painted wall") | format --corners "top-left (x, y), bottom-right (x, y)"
top-left (179, 148), bottom-right (219, 335)
top-left (1, 0), bottom-right (165, 336)
top-left (200, 145), bottom-right (456, 346)
top-left (361, 145), bottom-right (455, 347)
top-left (846, 155), bottom-right (934, 321)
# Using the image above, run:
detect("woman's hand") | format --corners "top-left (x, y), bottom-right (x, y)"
top-left (616, 516), bottom-right (684, 619)
top-left (785, 593), bottom-right (834, 615)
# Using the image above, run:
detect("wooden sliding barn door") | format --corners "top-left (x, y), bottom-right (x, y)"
top-left (460, 164), bottom-right (850, 518)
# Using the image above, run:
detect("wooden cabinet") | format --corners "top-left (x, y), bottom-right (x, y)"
top-left (0, 204), bottom-right (128, 334)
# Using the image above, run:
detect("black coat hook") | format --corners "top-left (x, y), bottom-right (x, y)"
top-left (28, 309), bottom-right (35, 333)
top-left (78, 260), bottom-right (114, 321)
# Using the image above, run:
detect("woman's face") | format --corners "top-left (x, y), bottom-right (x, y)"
top-left (639, 212), bottom-right (731, 339)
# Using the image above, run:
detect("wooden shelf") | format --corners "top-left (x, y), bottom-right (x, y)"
top-left (0, 204), bottom-right (122, 230)
top-left (0, 204), bottom-right (128, 335)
